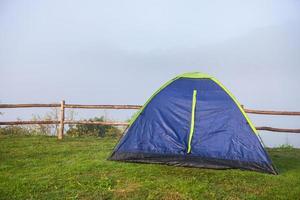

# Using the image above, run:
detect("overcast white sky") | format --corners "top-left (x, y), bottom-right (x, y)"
top-left (0, 0), bottom-right (300, 147)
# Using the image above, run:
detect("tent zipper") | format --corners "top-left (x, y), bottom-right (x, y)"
top-left (187, 90), bottom-right (197, 154)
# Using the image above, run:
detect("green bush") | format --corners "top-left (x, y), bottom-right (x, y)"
top-left (66, 117), bottom-right (122, 137)
top-left (278, 144), bottom-right (294, 149)
top-left (0, 126), bottom-right (32, 136)
top-left (0, 117), bottom-right (123, 137)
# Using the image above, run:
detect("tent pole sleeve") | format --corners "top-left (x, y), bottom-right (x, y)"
top-left (187, 90), bottom-right (197, 153)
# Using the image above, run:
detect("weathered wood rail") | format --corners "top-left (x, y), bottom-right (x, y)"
top-left (0, 103), bottom-right (142, 109)
top-left (0, 101), bottom-right (299, 139)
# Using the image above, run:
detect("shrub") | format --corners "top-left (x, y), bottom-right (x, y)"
top-left (0, 126), bottom-right (32, 136)
top-left (66, 117), bottom-right (122, 137)
top-left (278, 144), bottom-right (294, 149)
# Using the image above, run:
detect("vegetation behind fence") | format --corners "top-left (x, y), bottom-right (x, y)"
top-left (0, 101), bottom-right (300, 139)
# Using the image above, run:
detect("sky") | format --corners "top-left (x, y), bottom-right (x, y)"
top-left (0, 0), bottom-right (300, 147)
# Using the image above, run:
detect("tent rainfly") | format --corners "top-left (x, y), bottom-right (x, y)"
top-left (109, 72), bottom-right (277, 174)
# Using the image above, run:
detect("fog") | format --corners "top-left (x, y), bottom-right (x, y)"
top-left (1, 0), bottom-right (299, 147)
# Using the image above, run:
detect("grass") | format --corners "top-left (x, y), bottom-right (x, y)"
top-left (0, 135), bottom-right (299, 200)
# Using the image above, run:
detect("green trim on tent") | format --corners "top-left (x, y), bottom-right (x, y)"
top-left (128, 72), bottom-right (257, 135)
top-left (178, 72), bottom-right (212, 79)
top-left (187, 90), bottom-right (197, 153)
top-left (128, 77), bottom-right (178, 126)
top-left (210, 78), bottom-right (258, 134)
top-left (128, 72), bottom-right (211, 126)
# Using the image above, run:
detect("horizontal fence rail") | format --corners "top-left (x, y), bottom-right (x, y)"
top-left (64, 120), bottom-right (129, 126)
top-left (0, 120), bottom-right (129, 126)
top-left (1, 101), bottom-right (300, 139)
top-left (243, 108), bottom-right (300, 116)
top-left (256, 127), bottom-right (300, 133)
top-left (0, 104), bottom-right (61, 108)
top-left (0, 104), bottom-right (142, 109)
top-left (0, 120), bottom-right (60, 125)
top-left (65, 104), bottom-right (142, 109)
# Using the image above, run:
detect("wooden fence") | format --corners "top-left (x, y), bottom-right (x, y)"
top-left (0, 101), bottom-right (299, 139)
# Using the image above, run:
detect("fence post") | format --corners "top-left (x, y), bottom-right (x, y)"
top-left (58, 100), bottom-right (65, 140)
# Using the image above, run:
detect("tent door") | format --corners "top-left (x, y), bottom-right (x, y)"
top-left (187, 90), bottom-right (197, 153)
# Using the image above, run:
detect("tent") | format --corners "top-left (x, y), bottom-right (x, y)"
top-left (109, 72), bottom-right (277, 174)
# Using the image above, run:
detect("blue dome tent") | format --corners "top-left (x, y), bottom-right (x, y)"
top-left (109, 72), bottom-right (277, 174)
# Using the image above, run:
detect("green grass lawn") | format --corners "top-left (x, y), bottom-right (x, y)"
top-left (0, 135), bottom-right (299, 200)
